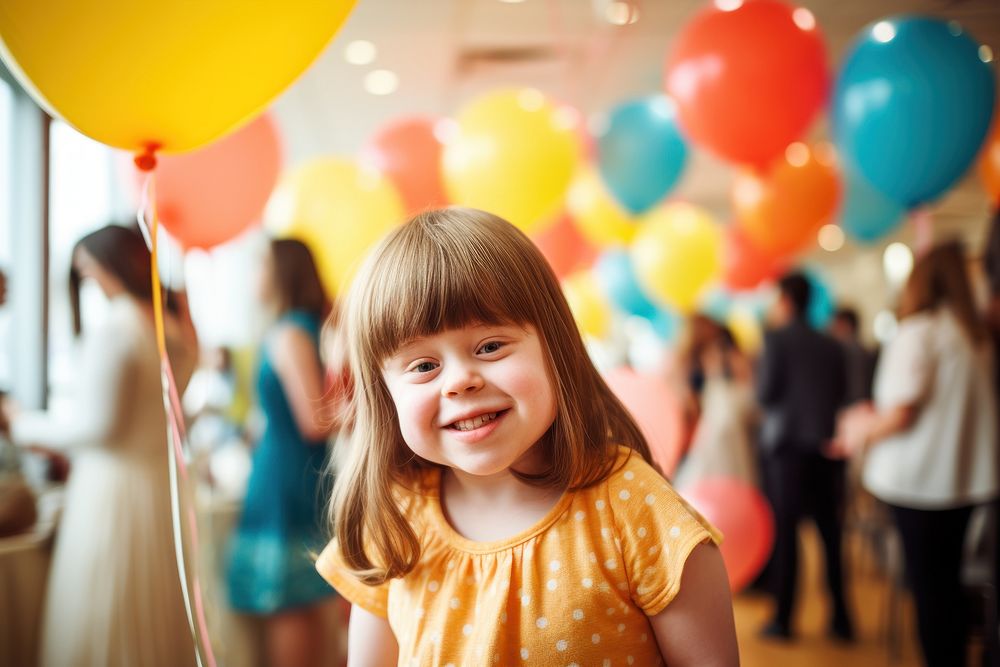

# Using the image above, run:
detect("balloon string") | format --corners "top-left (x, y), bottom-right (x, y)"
top-left (138, 171), bottom-right (217, 667)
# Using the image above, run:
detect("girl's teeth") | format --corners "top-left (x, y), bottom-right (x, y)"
top-left (453, 412), bottom-right (498, 431)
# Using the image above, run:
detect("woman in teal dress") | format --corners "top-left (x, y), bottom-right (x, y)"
top-left (228, 239), bottom-right (339, 667)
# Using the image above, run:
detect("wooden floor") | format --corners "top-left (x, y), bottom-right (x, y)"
top-left (734, 524), bottom-right (924, 667)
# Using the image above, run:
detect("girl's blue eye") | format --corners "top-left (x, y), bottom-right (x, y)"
top-left (414, 361), bottom-right (437, 373)
top-left (479, 341), bottom-right (503, 354)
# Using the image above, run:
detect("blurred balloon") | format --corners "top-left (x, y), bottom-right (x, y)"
top-left (0, 0), bottom-right (355, 154)
top-left (596, 96), bottom-right (688, 215)
top-left (532, 213), bottom-right (598, 279)
top-left (664, 0), bottom-right (829, 169)
top-left (603, 367), bottom-right (685, 477)
top-left (680, 478), bottom-right (775, 592)
top-left (722, 225), bottom-right (786, 292)
top-left (727, 308), bottom-right (763, 355)
top-left (980, 116), bottom-right (1000, 205)
top-left (839, 169), bottom-right (906, 244)
top-left (595, 250), bottom-right (660, 319)
top-left (650, 308), bottom-right (683, 343)
top-left (442, 89), bottom-right (581, 232)
top-left (562, 272), bottom-right (611, 338)
top-left (631, 202), bottom-right (722, 312)
top-left (566, 168), bottom-right (638, 248)
top-left (265, 158), bottom-right (404, 295)
top-left (804, 268), bottom-right (836, 329)
top-left (833, 16), bottom-right (995, 207)
top-left (361, 116), bottom-right (449, 215)
top-left (146, 114), bottom-right (281, 250)
top-left (734, 143), bottom-right (841, 257)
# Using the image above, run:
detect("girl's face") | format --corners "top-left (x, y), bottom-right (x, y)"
top-left (381, 323), bottom-right (557, 479)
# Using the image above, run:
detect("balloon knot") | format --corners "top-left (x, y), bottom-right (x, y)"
top-left (134, 143), bottom-right (161, 172)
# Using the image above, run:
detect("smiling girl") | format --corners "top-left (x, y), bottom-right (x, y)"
top-left (317, 207), bottom-right (738, 666)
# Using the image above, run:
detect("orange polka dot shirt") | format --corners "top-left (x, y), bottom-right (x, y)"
top-left (317, 446), bottom-right (722, 666)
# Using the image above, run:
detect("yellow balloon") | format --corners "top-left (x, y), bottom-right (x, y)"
top-left (566, 168), bottom-right (637, 247)
top-left (562, 272), bottom-right (611, 339)
top-left (727, 309), bottom-right (762, 355)
top-left (0, 0), bottom-right (355, 154)
top-left (443, 89), bottom-right (581, 233)
top-left (265, 158), bottom-right (404, 295)
top-left (631, 202), bottom-right (721, 312)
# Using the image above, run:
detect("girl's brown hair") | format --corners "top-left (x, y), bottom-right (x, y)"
top-left (329, 207), bottom-right (651, 584)
top-left (898, 240), bottom-right (987, 344)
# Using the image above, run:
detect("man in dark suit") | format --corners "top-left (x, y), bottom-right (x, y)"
top-left (757, 272), bottom-right (853, 641)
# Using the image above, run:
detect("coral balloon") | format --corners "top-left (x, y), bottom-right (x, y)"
top-left (631, 202), bottom-right (722, 312)
top-left (722, 225), bottom-right (786, 292)
top-left (531, 213), bottom-right (598, 279)
top-left (980, 117), bottom-right (1000, 205)
top-left (664, 0), bottom-right (829, 169)
top-left (562, 272), bottom-right (611, 339)
top-left (442, 89), bottom-right (581, 232)
top-left (0, 0), bottom-right (354, 154)
top-left (603, 367), bottom-right (684, 476)
top-left (834, 16), bottom-right (995, 207)
top-left (361, 116), bottom-right (449, 215)
top-left (265, 158), bottom-right (404, 295)
top-left (597, 95), bottom-right (688, 215)
top-left (149, 114), bottom-right (281, 250)
top-left (566, 168), bottom-right (638, 248)
top-left (734, 143), bottom-right (841, 257)
top-left (680, 478), bottom-right (775, 592)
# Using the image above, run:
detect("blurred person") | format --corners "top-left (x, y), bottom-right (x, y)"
top-left (4, 224), bottom-right (199, 666)
top-left (837, 241), bottom-right (999, 667)
top-left (829, 306), bottom-right (876, 406)
top-left (226, 239), bottom-right (342, 667)
top-left (756, 271), bottom-right (853, 641)
top-left (675, 315), bottom-right (758, 489)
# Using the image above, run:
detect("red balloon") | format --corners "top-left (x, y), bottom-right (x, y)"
top-left (362, 116), bottom-right (449, 215)
top-left (531, 213), bottom-right (598, 279)
top-left (151, 114), bottom-right (282, 249)
top-left (664, 0), bottom-right (829, 169)
top-left (733, 142), bottom-right (841, 257)
top-left (603, 367), bottom-right (684, 477)
top-left (980, 115), bottom-right (1000, 205)
top-left (681, 477), bottom-right (775, 592)
top-left (722, 225), bottom-right (786, 291)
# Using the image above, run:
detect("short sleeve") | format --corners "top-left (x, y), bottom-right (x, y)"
top-left (875, 316), bottom-right (935, 408)
top-left (315, 539), bottom-right (391, 618)
top-left (608, 452), bottom-right (722, 616)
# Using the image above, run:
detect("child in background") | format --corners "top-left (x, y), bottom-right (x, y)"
top-left (317, 208), bottom-right (738, 666)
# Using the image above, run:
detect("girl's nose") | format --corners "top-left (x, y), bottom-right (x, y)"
top-left (441, 364), bottom-right (484, 397)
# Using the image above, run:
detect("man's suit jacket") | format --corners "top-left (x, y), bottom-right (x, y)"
top-left (756, 318), bottom-right (847, 454)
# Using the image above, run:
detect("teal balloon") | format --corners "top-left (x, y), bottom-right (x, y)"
top-left (597, 95), bottom-right (688, 215)
top-left (840, 169), bottom-right (906, 244)
top-left (595, 250), bottom-right (659, 319)
top-left (833, 16), bottom-right (995, 207)
top-left (650, 308), bottom-right (681, 343)
top-left (803, 269), bottom-right (835, 329)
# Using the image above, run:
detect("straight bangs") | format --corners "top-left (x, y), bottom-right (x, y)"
top-left (351, 207), bottom-right (547, 365)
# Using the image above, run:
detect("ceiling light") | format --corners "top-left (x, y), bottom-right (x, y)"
top-left (344, 40), bottom-right (376, 66)
top-left (714, 0), bottom-right (743, 11)
top-left (883, 242), bottom-right (913, 286)
top-left (605, 2), bottom-right (639, 25)
top-left (792, 8), bottom-right (815, 31)
top-left (817, 224), bottom-right (844, 252)
top-left (785, 142), bottom-right (809, 167)
top-left (364, 69), bottom-right (398, 96)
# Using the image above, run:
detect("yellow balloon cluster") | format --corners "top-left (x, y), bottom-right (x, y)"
top-left (566, 168), bottom-right (638, 248)
top-left (0, 0), bottom-right (355, 154)
top-left (265, 158), bottom-right (404, 296)
top-left (561, 272), bottom-right (611, 339)
top-left (631, 202), bottom-right (721, 312)
top-left (443, 89), bottom-right (581, 233)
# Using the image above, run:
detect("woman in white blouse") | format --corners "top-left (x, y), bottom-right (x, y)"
top-left (6, 225), bottom-right (198, 667)
top-left (837, 241), bottom-right (998, 667)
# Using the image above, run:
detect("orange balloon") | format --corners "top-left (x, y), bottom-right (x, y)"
top-left (361, 116), bottom-right (449, 215)
top-left (980, 118), bottom-right (1000, 205)
top-left (722, 225), bottom-right (786, 291)
top-left (150, 113), bottom-right (281, 249)
top-left (531, 212), bottom-right (598, 279)
top-left (734, 142), bottom-right (841, 257)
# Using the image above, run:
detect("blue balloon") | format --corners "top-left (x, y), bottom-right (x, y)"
top-left (650, 307), bottom-right (681, 343)
top-left (597, 95), bottom-right (688, 215)
top-left (839, 168), bottom-right (907, 244)
top-left (595, 250), bottom-right (659, 319)
top-left (833, 16), bottom-right (995, 207)
top-left (803, 268), bottom-right (836, 329)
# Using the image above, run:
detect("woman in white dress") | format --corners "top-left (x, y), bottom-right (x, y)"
top-left (7, 225), bottom-right (198, 667)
